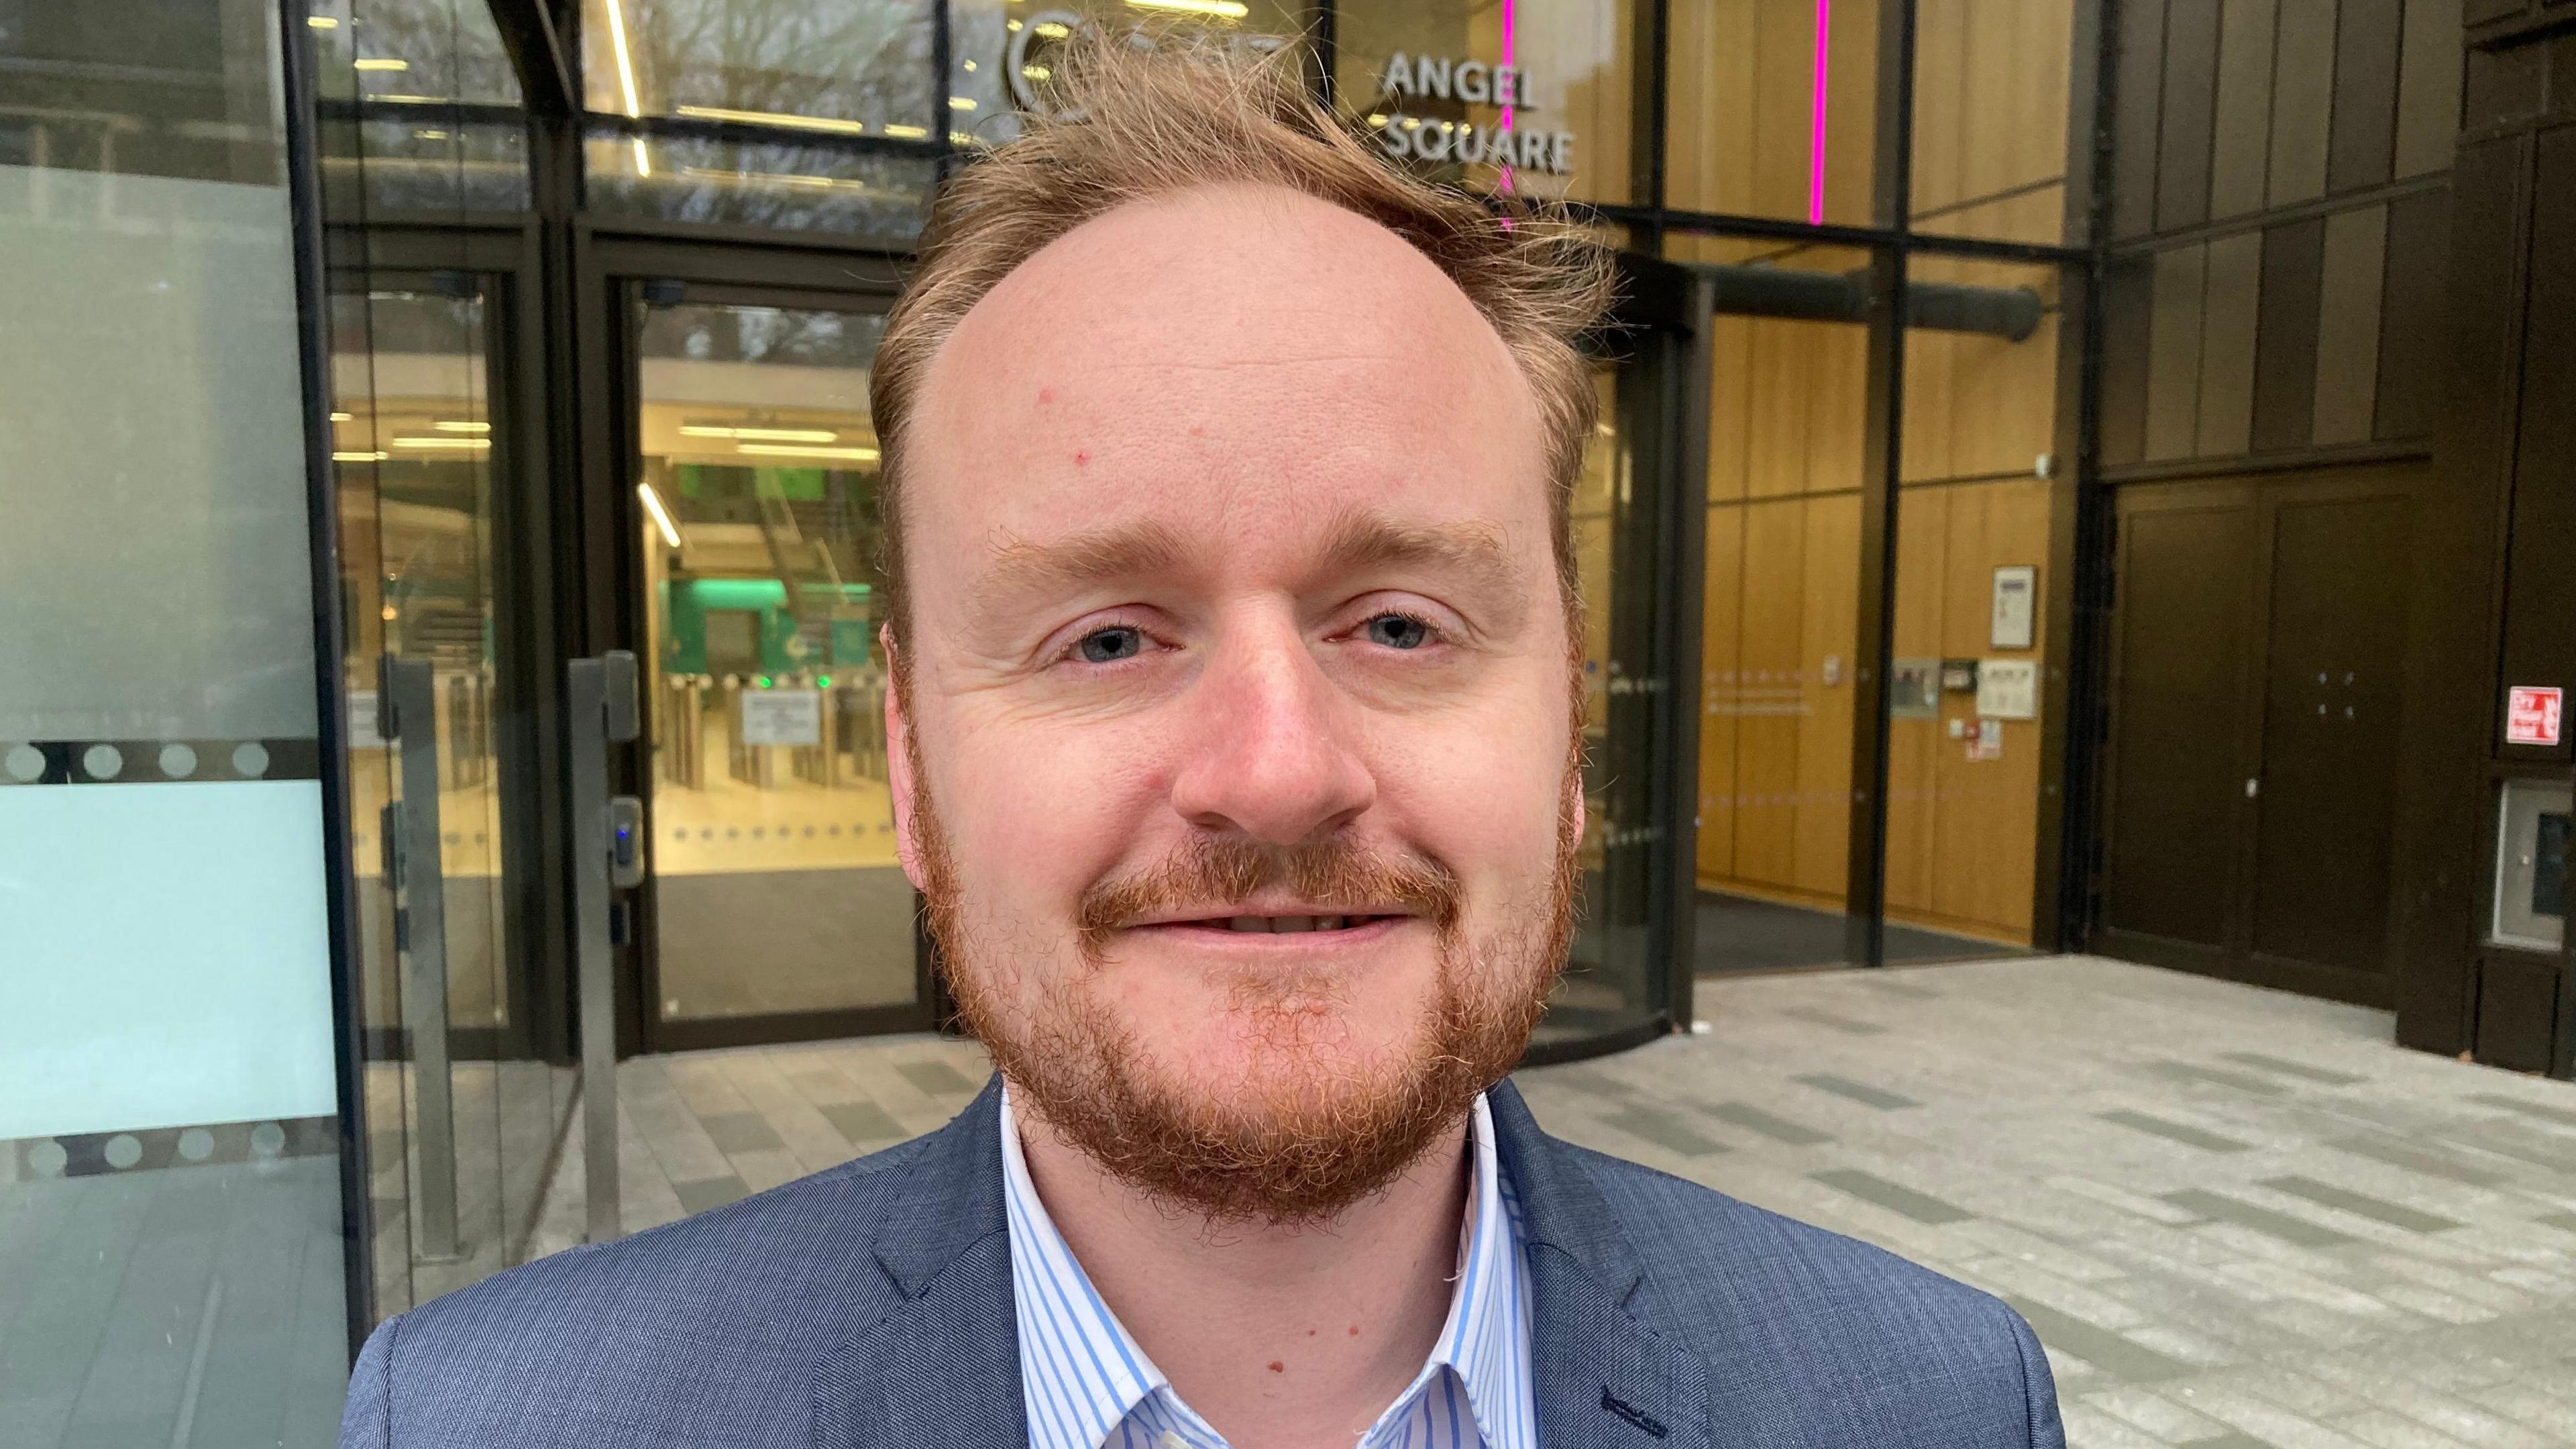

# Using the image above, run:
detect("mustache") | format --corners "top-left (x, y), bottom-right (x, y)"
top-left (1076, 835), bottom-right (1462, 947)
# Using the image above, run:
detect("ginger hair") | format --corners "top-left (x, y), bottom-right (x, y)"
top-left (865, 24), bottom-right (1615, 641)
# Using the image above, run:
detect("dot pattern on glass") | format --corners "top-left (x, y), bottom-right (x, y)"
top-left (176, 1127), bottom-right (216, 1162)
top-left (81, 743), bottom-right (122, 780)
top-left (159, 743), bottom-right (199, 777)
top-left (103, 1134), bottom-right (143, 1169)
top-left (231, 741), bottom-right (270, 778)
top-left (248, 1121), bottom-right (287, 1156)
top-left (28, 1141), bottom-right (68, 1177)
top-left (3, 744), bottom-right (41, 782)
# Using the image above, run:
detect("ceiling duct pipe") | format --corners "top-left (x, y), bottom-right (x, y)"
top-left (1689, 264), bottom-right (2046, 343)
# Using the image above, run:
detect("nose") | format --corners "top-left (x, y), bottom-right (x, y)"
top-left (1167, 617), bottom-right (1376, 846)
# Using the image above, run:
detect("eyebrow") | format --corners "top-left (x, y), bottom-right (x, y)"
top-left (963, 507), bottom-right (1530, 639)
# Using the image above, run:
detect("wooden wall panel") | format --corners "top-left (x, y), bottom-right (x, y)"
top-left (2100, 258), bottom-right (2155, 466)
top-left (2328, 0), bottom-right (2405, 193)
top-left (2210, 0), bottom-right (2279, 219)
top-left (1697, 505), bottom-right (1747, 882)
top-left (2394, 0), bottom-right (2462, 176)
top-left (1706, 313), bottom-right (1754, 504)
top-left (2197, 230), bottom-right (2265, 455)
top-left (2373, 185), bottom-right (2453, 440)
top-left (1664, 0), bottom-right (1759, 215)
top-left (1884, 491), bottom-right (1951, 916)
top-left (1731, 498), bottom-right (1809, 891)
top-left (1810, 322), bottom-right (1871, 490)
top-left (2158, 0), bottom-right (2224, 231)
top-left (2313, 204), bottom-right (2391, 443)
top-left (2113, 0), bottom-right (2169, 237)
top-left (2145, 242), bottom-right (2210, 459)
top-left (1915, 0), bottom-right (1970, 220)
top-left (2251, 217), bottom-right (2327, 449)
top-left (1794, 495), bottom-right (1860, 899)
top-left (1754, 0), bottom-right (1816, 219)
top-left (1748, 322), bottom-right (1816, 496)
top-left (2268, 0), bottom-right (2337, 205)
top-left (1902, 328), bottom-right (1961, 482)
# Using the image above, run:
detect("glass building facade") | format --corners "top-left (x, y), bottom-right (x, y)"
top-left (13, 0), bottom-right (2553, 1436)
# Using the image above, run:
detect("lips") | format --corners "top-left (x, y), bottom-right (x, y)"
top-left (1213, 914), bottom-right (1389, 933)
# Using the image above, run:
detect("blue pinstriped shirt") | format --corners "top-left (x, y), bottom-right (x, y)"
top-left (999, 1087), bottom-right (1538, 1449)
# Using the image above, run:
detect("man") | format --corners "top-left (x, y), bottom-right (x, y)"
top-left (339, 34), bottom-right (2061, 1449)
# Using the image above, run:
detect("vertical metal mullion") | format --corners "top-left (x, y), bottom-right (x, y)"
top-left (931, 0), bottom-right (955, 177)
top-left (278, 0), bottom-right (379, 1356)
top-left (1847, 0), bottom-right (1919, 968)
top-left (1643, 0), bottom-right (1672, 237)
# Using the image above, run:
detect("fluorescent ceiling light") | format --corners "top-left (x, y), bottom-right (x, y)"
top-left (737, 443), bottom-right (880, 462)
top-left (882, 123), bottom-right (928, 139)
top-left (307, 15), bottom-right (339, 28)
top-left (949, 97), bottom-right (977, 111)
top-left (329, 411), bottom-right (353, 422)
top-left (1126, 0), bottom-right (1250, 16)
top-left (333, 449), bottom-right (389, 463)
top-left (354, 57), bottom-right (408, 70)
top-left (391, 435), bottom-right (491, 450)
top-left (603, 0), bottom-right (642, 117)
top-left (637, 482), bottom-right (683, 550)
top-left (632, 137), bottom-right (652, 177)
top-left (676, 105), bottom-right (867, 136)
top-left (372, 93), bottom-right (444, 104)
top-left (433, 419), bottom-right (491, 433)
top-left (679, 424), bottom-right (839, 443)
top-left (1032, 21), bottom-right (1070, 37)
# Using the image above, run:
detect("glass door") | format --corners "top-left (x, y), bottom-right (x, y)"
top-left (621, 284), bottom-right (932, 1049)
top-left (332, 270), bottom-right (568, 1311)
top-left (1532, 254), bottom-right (1707, 1061)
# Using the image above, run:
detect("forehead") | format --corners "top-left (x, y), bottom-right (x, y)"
top-left (902, 184), bottom-right (1551, 585)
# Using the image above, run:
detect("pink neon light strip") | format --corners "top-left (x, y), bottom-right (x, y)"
top-left (1807, 0), bottom-right (1831, 224)
top-left (1497, 0), bottom-right (1518, 198)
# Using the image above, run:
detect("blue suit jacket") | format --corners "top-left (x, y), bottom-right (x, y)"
top-left (341, 1077), bottom-right (2063, 1447)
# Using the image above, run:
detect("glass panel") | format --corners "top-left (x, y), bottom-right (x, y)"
top-left (311, 0), bottom-right (533, 215)
top-left (1887, 255), bottom-right (2065, 956)
top-left (1910, 0), bottom-right (2076, 244)
top-left (1336, 0), bottom-right (1638, 207)
top-left (578, 0), bottom-right (941, 135)
top-left (0, 0), bottom-right (351, 1436)
top-left (1664, 0), bottom-right (1878, 225)
top-left (948, 0), bottom-right (1316, 150)
top-left (584, 129), bottom-right (934, 239)
top-left (1669, 235), bottom-right (1874, 970)
top-left (634, 300), bottom-right (922, 1021)
top-left (334, 282), bottom-right (557, 1307)
top-left (1542, 342), bottom-right (1683, 1050)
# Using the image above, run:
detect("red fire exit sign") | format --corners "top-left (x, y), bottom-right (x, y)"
top-left (2506, 685), bottom-right (2563, 746)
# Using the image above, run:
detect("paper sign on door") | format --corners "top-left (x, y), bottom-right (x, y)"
top-left (2506, 686), bottom-right (2564, 747)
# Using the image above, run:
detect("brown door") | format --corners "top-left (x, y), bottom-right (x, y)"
top-left (2099, 487), bottom-right (2261, 963)
top-left (2247, 490), bottom-right (2412, 983)
top-left (2094, 466), bottom-right (2418, 1006)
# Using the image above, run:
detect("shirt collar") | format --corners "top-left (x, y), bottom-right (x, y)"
top-left (998, 1086), bottom-right (1534, 1449)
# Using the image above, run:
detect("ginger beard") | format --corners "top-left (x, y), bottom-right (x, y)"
top-left (904, 667), bottom-right (1587, 1227)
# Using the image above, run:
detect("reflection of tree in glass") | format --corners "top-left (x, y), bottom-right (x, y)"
top-left (627, 0), bottom-right (934, 127)
top-left (348, 0), bottom-right (523, 105)
top-left (637, 305), bottom-right (889, 370)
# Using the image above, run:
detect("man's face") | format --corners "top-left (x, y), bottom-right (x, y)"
top-left (890, 184), bottom-right (1581, 1221)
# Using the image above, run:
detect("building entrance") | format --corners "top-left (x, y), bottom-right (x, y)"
top-left (586, 244), bottom-right (935, 1053)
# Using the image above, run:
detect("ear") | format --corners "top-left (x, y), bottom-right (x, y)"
top-left (882, 625), bottom-right (927, 894)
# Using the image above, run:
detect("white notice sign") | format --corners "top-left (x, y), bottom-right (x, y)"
top-left (346, 689), bottom-right (388, 749)
top-left (740, 688), bottom-right (823, 746)
top-left (1991, 566), bottom-right (2037, 649)
top-left (1975, 658), bottom-right (2039, 720)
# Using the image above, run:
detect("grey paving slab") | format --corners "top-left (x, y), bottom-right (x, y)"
top-left (1796, 1073), bottom-right (1920, 1110)
top-left (698, 1110), bottom-right (786, 1155)
top-left (2467, 1093), bottom-right (2576, 1131)
top-left (1813, 1168), bottom-right (1975, 1226)
top-left (671, 1175), bottom-right (749, 1216)
top-left (2223, 1053), bottom-right (2368, 1087)
top-left (2145, 1061), bottom-right (2295, 1097)
top-left (1779, 1006), bottom-right (1888, 1036)
top-left (897, 1059), bottom-right (978, 1099)
top-left (816, 1099), bottom-right (906, 1145)
top-left (2328, 1136), bottom-right (2510, 1190)
top-left (1703, 1100), bottom-right (1834, 1146)
top-left (2103, 1110), bottom-right (2259, 1154)
top-left (1600, 1105), bottom-right (1729, 1158)
top-left (2260, 1177), bottom-right (2465, 1234)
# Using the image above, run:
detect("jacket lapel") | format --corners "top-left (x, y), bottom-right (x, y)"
top-left (1489, 1079), bottom-right (1715, 1448)
top-left (811, 1076), bottom-right (1028, 1449)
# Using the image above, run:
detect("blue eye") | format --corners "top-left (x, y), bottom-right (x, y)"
top-left (1076, 626), bottom-right (1145, 663)
top-left (1364, 613), bottom-right (1433, 649)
